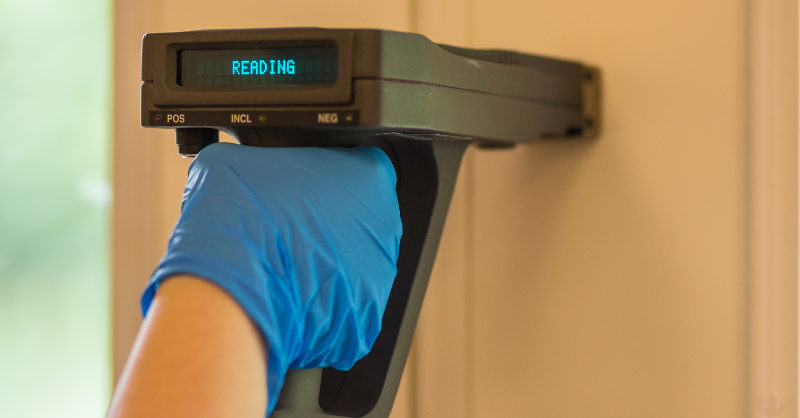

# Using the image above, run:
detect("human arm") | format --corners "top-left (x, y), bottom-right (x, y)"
top-left (105, 143), bottom-right (401, 417)
top-left (106, 275), bottom-right (268, 418)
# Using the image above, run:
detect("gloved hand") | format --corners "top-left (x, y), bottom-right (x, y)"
top-left (140, 142), bottom-right (402, 416)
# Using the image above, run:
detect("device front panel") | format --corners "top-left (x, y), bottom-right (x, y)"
top-left (143, 29), bottom-right (355, 106)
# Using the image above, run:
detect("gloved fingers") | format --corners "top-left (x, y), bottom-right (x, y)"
top-left (144, 142), bottom-right (402, 416)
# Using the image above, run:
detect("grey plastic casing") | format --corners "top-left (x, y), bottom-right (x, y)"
top-left (141, 28), bottom-right (600, 148)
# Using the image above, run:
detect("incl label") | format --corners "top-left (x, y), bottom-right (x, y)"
top-left (231, 114), bottom-right (252, 123)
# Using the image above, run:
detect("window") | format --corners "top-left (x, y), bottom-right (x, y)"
top-left (0, 0), bottom-right (111, 416)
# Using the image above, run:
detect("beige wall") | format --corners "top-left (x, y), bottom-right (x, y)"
top-left (476, 1), bottom-right (744, 416)
top-left (114, 1), bottom-right (798, 417)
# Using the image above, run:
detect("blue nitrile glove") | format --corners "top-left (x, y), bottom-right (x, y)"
top-left (140, 142), bottom-right (402, 416)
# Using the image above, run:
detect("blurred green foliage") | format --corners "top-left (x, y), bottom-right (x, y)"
top-left (0, 0), bottom-right (111, 416)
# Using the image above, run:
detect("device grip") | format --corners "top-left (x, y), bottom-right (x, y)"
top-left (269, 135), bottom-right (468, 418)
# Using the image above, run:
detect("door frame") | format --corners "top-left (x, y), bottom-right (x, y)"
top-left (745, 1), bottom-right (798, 417)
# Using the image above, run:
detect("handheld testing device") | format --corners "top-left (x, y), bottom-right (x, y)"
top-left (140, 27), bottom-right (600, 418)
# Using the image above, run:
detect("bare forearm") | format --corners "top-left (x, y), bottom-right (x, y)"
top-left (106, 275), bottom-right (268, 418)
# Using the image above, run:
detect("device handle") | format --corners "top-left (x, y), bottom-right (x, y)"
top-left (268, 135), bottom-right (468, 418)
top-left (170, 128), bottom-right (468, 418)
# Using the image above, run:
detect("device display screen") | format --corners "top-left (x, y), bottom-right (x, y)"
top-left (180, 47), bottom-right (338, 87)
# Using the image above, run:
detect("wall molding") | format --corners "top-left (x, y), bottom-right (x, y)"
top-left (746, 1), bottom-right (799, 416)
top-left (112, 0), bottom-right (166, 383)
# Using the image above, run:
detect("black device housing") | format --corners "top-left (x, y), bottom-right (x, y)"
top-left (140, 28), bottom-right (601, 418)
top-left (141, 28), bottom-right (599, 150)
